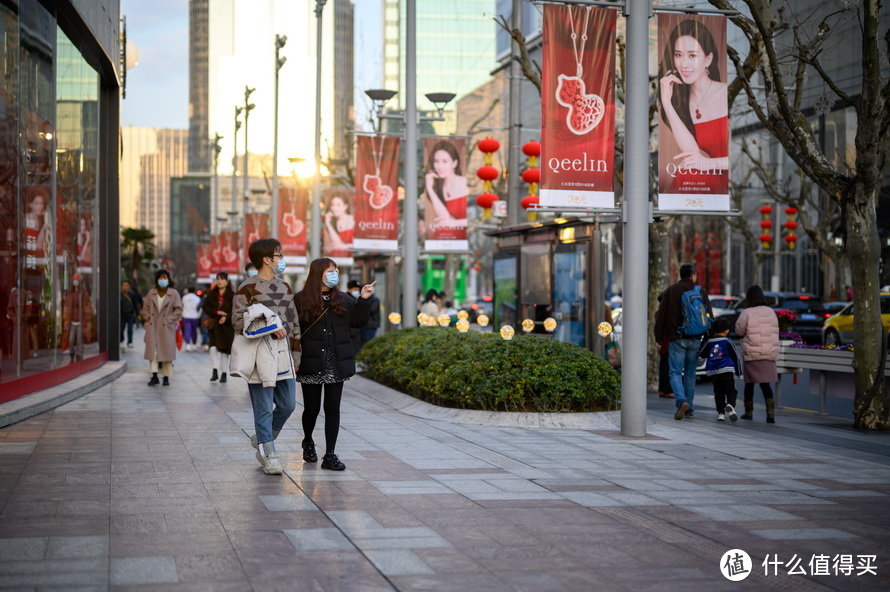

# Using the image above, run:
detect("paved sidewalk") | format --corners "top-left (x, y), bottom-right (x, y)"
top-left (1, 332), bottom-right (889, 591)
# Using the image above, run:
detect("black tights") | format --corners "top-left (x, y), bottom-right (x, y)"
top-left (301, 382), bottom-right (344, 453)
top-left (744, 382), bottom-right (774, 403)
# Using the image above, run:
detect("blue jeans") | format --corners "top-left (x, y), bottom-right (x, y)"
top-left (668, 337), bottom-right (700, 410)
top-left (362, 328), bottom-right (377, 344)
top-left (120, 315), bottom-right (135, 344)
top-left (248, 378), bottom-right (296, 444)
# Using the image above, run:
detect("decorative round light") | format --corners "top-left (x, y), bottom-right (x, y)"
top-left (521, 319), bottom-right (535, 332)
top-left (500, 325), bottom-right (515, 340)
top-left (457, 310), bottom-right (469, 320)
top-left (437, 314), bottom-right (451, 327)
top-left (388, 312), bottom-right (402, 325)
top-left (597, 322), bottom-right (613, 337)
top-left (456, 319), bottom-right (470, 333)
top-left (476, 314), bottom-right (490, 327)
top-left (417, 313), bottom-right (429, 325)
top-left (543, 317), bottom-right (557, 332)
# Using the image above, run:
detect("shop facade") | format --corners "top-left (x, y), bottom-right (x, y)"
top-left (0, 0), bottom-right (120, 401)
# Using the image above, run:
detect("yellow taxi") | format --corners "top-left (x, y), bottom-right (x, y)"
top-left (822, 293), bottom-right (890, 346)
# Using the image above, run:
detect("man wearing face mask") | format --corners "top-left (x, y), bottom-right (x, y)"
top-left (232, 239), bottom-right (302, 476)
top-left (348, 280), bottom-right (380, 349)
top-left (294, 259), bottom-right (375, 471)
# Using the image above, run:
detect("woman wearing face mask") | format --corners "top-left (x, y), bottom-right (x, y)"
top-left (202, 272), bottom-right (235, 382)
top-left (294, 259), bottom-right (375, 471)
top-left (142, 270), bottom-right (182, 386)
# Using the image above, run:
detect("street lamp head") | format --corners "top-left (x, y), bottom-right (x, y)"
top-left (425, 92), bottom-right (456, 117)
top-left (365, 88), bottom-right (398, 104)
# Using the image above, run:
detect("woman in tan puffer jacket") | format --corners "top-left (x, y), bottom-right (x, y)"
top-left (734, 285), bottom-right (779, 423)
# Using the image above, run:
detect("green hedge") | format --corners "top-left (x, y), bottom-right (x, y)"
top-left (357, 327), bottom-right (621, 413)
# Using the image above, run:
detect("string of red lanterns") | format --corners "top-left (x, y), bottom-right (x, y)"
top-left (520, 140), bottom-right (541, 221)
top-left (783, 206), bottom-right (799, 249)
top-left (475, 137), bottom-right (500, 218)
top-left (759, 204), bottom-right (773, 250)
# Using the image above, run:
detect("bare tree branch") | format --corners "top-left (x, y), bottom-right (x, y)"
top-left (495, 15), bottom-right (542, 96)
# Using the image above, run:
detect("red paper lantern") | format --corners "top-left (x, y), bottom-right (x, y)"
top-left (520, 194), bottom-right (540, 209)
top-left (476, 165), bottom-right (499, 181)
top-left (784, 234), bottom-right (798, 243)
top-left (522, 140), bottom-right (541, 157)
top-left (478, 137), bottom-right (500, 154)
top-left (476, 192), bottom-right (499, 209)
top-left (759, 205), bottom-right (773, 215)
top-left (759, 233), bottom-right (773, 244)
top-left (783, 220), bottom-right (799, 230)
top-left (520, 168), bottom-right (541, 184)
top-left (785, 206), bottom-right (798, 216)
top-left (759, 220), bottom-right (773, 229)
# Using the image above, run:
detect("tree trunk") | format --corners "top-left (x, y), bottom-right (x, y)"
top-left (647, 220), bottom-right (671, 391)
top-left (847, 186), bottom-right (888, 429)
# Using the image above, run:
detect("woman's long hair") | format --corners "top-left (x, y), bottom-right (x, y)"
top-left (296, 257), bottom-right (347, 323)
top-left (213, 272), bottom-right (233, 298)
top-left (745, 285), bottom-right (767, 308)
top-left (427, 141), bottom-right (462, 201)
top-left (659, 19), bottom-right (722, 138)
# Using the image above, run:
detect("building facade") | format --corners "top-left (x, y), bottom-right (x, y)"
top-left (0, 0), bottom-right (120, 400)
top-left (188, 0), bottom-right (210, 173)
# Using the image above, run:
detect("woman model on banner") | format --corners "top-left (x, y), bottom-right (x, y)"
top-left (659, 19), bottom-right (728, 193)
top-left (424, 141), bottom-right (467, 239)
top-left (323, 194), bottom-right (354, 258)
top-left (76, 215), bottom-right (92, 266)
top-left (142, 269), bottom-right (182, 387)
top-left (24, 190), bottom-right (49, 259)
top-left (294, 258), bottom-right (374, 471)
top-left (202, 272), bottom-right (235, 382)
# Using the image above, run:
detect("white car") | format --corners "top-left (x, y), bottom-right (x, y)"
top-left (708, 294), bottom-right (741, 318)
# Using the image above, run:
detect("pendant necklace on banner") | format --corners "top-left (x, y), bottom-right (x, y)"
top-left (363, 135), bottom-right (395, 210)
top-left (555, 6), bottom-right (605, 135)
top-left (691, 77), bottom-right (715, 120)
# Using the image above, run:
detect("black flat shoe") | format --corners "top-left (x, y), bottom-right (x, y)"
top-left (219, 372), bottom-right (227, 383)
top-left (302, 440), bottom-right (318, 463)
top-left (147, 374), bottom-right (159, 386)
top-left (210, 369), bottom-right (219, 382)
top-left (162, 377), bottom-right (170, 386)
top-left (321, 453), bottom-right (345, 471)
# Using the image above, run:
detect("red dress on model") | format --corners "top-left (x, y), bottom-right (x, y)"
top-left (670, 116), bottom-right (728, 194)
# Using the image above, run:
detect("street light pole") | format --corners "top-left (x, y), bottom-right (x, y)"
top-left (230, 106), bottom-right (242, 226)
top-left (242, 86), bottom-right (256, 213)
top-left (272, 35), bottom-right (287, 238)
top-left (403, 0), bottom-right (418, 327)
top-left (211, 133), bottom-right (222, 233)
top-left (506, 0), bottom-right (522, 226)
top-left (620, 0), bottom-right (650, 437)
top-left (310, 0), bottom-right (327, 261)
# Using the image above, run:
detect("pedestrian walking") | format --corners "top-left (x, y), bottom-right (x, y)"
top-left (420, 289), bottom-right (440, 317)
top-left (142, 270), bottom-right (182, 386)
top-left (735, 285), bottom-right (779, 423)
top-left (294, 258), bottom-right (374, 471)
top-left (181, 287), bottom-right (202, 352)
top-left (654, 263), bottom-right (713, 420)
top-left (245, 262), bottom-right (258, 278)
top-left (120, 280), bottom-right (137, 349)
top-left (699, 317), bottom-right (742, 422)
top-left (231, 239), bottom-right (301, 476)
top-left (347, 280), bottom-right (381, 348)
top-left (203, 273), bottom-right (235, 382)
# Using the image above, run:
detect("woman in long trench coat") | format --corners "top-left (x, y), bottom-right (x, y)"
top-left (142, 269), bottom-right (182, 386)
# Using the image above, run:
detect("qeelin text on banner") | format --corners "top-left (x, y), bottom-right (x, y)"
top-left (353, 135), bottom-right (400, 253)
top-left (322, 188), bottom-right (356, 267)
top-left (277, 186), bottom-right (308, 266)
top-left (540, 4), bottom-right (617, 210)
top-left (657, 13), bottom-right (730, 211)
top-left (422, 137), bottom-right (469, 252)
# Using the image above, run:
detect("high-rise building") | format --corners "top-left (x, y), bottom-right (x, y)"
top-left (188, 0), bottom-right (210, 173)
top-left (334, 0), bottom-right (355, 159)
top-left (381, 0), bottom-right (497, 132)
top-left (121, 127), bottom-right (187, 252)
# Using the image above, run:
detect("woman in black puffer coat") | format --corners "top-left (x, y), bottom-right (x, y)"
top-left (294, 258), bottom-right (374, 471)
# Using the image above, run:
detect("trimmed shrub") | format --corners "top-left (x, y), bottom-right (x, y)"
top-left (357, 327), bottom-right (621, 412)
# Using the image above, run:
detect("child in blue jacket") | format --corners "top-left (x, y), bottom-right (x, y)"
top-left (699, 317), bottom-right (743, 422)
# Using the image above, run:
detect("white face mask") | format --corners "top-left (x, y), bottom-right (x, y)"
top-left (349, 290), bottom-right (360, 298)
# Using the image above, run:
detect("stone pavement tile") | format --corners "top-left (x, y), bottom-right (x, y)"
top-left (110, 556), bottom-right (178, 585)
top-left (747, 528), bottom-right (858, 540)
top-left (110, 513), bottom-right (167, 535)
top-left (681, 504), bottom-right (804, 522)
top-left (464, 491), bottom-right (563, 501)
top-left (162, 514), bottom-right (228, 536)
top-left (412, 547), bottom-right (488, 575)
top-left (172, 552), bottom-right (247, 584)
top-left (0, 536), bottom-right (47, 560)
top-left (109, 533), bottom-right (233, 558)
top-left (283, 528), bottom-right (354, 551)
top-left (0, 500), bottom-right (59, 518)
top-left (732, 491), bottom-right (837, 505)
top-left (369, 480), bottom-right (453, 495)
top-left (386, 493), bottom-right (480, 511)
top-left (224, 530), bottom-right (298, 561)
top-left (0, 515), bottom-right (109, 538)
top-left (391, 572), bottom-right (513, 592)
top-left (259, 493), bottom-right (318, 512)
top-left (0, 557), bottom-right (108, 587)
top-left (363, 549), bottom-right (435, 576)
top-left (0, 442), bottom-right (37, 455)
top-left (55, 500), bottom-right (111, 516)
top-left (46, 535), bottom-right (108, 558)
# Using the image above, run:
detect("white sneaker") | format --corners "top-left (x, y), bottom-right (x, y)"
top-left (725, 404), bottom-right (738, 422)
top-left (262, 453), bottom-right (283, 475)
top-left (717, 414), bottom-right (726, 422)
top-left (255, 449), bottom-right (266, 467)
top-left (250, 434), bottom-right (258, 449)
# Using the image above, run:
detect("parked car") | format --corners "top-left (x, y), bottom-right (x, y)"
top-left (725, 292), bottom-right (828, 344)
top-left (823, 293), bottom-right (890, 346)
top-left (708, 294), bottom-right (741, 318)
top-left (823, 301), bottom-right (850, 316)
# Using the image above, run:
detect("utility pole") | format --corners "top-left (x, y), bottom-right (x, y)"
top-left (211, 133), bottom-right (222, 233)
top-left (620, 0), bottom-right (650, 437)
top-left (403, 0), bottom-right (418, 327)
top-left (242, 85), bottom-right (255, 215)
top-left (271, 34), bottom-right (287, 239)
top-left (506, 0), bottom-right (522, 226)
top-left (311, 1), bottom-right (327, 261)
top-left (229, 106), bottom-right (242, 227)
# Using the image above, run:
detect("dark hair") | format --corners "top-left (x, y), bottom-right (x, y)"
top-left (244, 263), bottom-right (256, 272)
top-left (679, 263), bottom-right (696, 279)
top-left (154, 269), bottom-right (171, 285)
top-left (712, 317), bottom-right (732, 334)
top-left (659, 19), bottom-right (722, 138)
top-left (347, 280), bottom-right (361, 290)
top-left (423, 289), bottom-right (438, 303)
top-left (248, 238), bottom-right (282, 269)
top-left (427, 141), bottom-right (462, 202)
top-left (745, 285), bottom-right (767, 307)
top-left (216, 272), bottom-right (229, 281)
top-left (296, 258), bottom-right (347, 323)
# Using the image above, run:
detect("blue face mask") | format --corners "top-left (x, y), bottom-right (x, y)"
top-left (247, 268), bottom-right (258, 277)
top-left (273, 258), bottom-right (286, 275)
top-left (157, 279), bottom-right (169, 288)
top-left (323, 270), bottom-right (339, 288)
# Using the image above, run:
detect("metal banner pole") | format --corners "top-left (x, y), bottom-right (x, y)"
top-left (403, 0), bottom-right (419, 327)
top-left (310, 1), bottom-right (327, 261)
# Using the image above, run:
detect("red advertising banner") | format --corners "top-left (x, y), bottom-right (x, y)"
top-left (322, 188), bottom-right (355, 266)
top-left (216, 231), bottom-right (240, 275)
top-left (197, 243), bottom-right (213, 278)
top-left (353, 134), bottom-right (400, 252)
top-left (422, 137), bottom-right (468, 252)
top-left (244, 213), bottom-right (269, 260)
top-left (278, 186), bottom-right (308, 263)
top-left (657, 14), bottom-right (729, 211)
top-left (541, 5), bottom-right (616, 210)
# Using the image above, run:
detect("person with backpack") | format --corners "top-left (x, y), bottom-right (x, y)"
top-left (654, 263), bottom-right (713, 420)
top-left (734, 285), bottom-right (779, 423)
